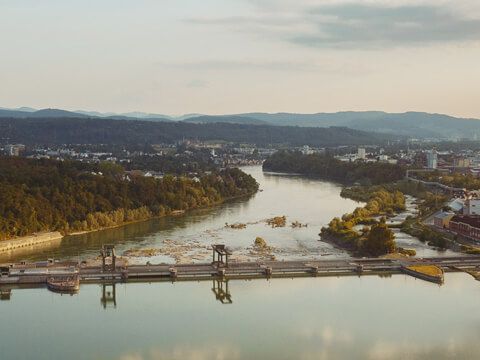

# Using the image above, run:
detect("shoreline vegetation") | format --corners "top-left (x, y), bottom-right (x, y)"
top-left (0, 156), bottom-right (259, 243)
top-left (325, 182), bottom-right (452, 255)
top-left (263, 151), bottom-right (408, 256)
top-left (263, 150), bottom-right (405, 185)
top-left (263, 150), bottom-right (458, 257)
top-left (1, 190), bottom-right (259, 255)
top-left (320, 188), bottom-right (405, 256)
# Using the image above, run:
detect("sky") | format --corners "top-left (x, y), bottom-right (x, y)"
top-left (1, 0), bottom-right (480, 117)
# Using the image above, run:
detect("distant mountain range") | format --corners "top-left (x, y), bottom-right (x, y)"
top-left (235, 112), bottom-right (480, 139)
top-left (0, 108), bottom-right (90, 119)
top-left (0, 117), bottom-right (394, 147)
top-left (1, 106), bottom-right (479, 139)
top-left (0, 107), bottom-right (173, 122)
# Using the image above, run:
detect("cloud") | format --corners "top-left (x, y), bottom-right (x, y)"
top-left (186, 2), bottom-right (480, 49)
top-left (292, 3), bottom-right (480, 48)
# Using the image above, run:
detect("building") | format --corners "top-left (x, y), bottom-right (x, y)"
top-left (144, 171), bottom-right (164, 179)
top-left (426, 150), bottom-right (437, 169)
top-left (433, 212), bottom-right (454, 229)
top-left (449, 215), bottom-right (480, 241)
top-left (464, 198), bottom-right (480, 215)
top-left (455, 157), bottom-right (471, 169)
top-left (357, 147), bottom-right (366, 160)
top-left (448, 198), bottom-right (465, 213)
top-left (5, 144), bottom-right (25, 156)
top-left (301, 145), bottom-right (314, 155)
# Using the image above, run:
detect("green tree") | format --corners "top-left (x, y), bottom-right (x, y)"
top-left (361, 218), bottom-right (396, 256)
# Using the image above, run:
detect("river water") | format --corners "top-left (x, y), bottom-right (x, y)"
top-left (3, 166), bottom-right (479, 360)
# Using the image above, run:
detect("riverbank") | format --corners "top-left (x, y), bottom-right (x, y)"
top-left (0, 232), bottom-right (63, 253)
top-left (0, 159), bottom-right (259, 242)
top-left (2, 191), bottom-right (259, 257)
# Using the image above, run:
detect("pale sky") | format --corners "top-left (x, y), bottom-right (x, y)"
top-left (1, 0), bottom-right (480, 117)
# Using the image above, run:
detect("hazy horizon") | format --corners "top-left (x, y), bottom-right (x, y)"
top-left (2, 0), bottom-right (480, 118)
top-left (3, 105), bottom-right (480, 120)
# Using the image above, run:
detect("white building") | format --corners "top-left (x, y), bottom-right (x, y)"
top-left (464, 198), bottom-right (480, 215)
top-left (357, 147), bottom-right (366, 160)
top-left (426, 150), bottom-right (437, 169)
top-left (301, 145), bottom-right (314, 155)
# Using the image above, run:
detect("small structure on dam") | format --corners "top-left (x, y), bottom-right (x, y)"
top-left (101, 244), bottom-right (117, 272)
top-left (212, 244), bottom-right (232, 268)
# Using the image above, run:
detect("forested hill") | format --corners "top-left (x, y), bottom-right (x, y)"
top-left (263, 151), bottom-right (405, 185)
top-left (0, 157), bottom-right (258, 240)
top-left (0, 117), bottom-right (395, 147)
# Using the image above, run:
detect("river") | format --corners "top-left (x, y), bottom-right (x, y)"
top-left (2, 165), bottom-right (480, 359)
top-left (0, 165), bottom-right (451, 263)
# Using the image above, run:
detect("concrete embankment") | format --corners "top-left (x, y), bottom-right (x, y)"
top-left (0, 232), bottom-right (63, 253)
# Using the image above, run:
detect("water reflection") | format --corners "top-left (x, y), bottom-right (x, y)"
top-left (101, 283), bottom-right (117, 309)
top-left (0, 288), bottom-right (11, 301)
top-left (97, 279), bottom-right (233, 308)
top-left (212, 279), bottom-right (233, 304)
top-left (2, 273), bottom-right (480, 360)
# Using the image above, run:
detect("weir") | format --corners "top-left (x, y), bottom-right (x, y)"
top-left (1, 245), bottom-right (480, 292)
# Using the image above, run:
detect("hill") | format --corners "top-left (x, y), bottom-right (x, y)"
top-left (235, 111), bottom-right (480, 139)
top-left (0, 117), bottom-right (395, 147)
top-left (2, 107), bottom-right (476, 138)
top-left (0, 108), bottom-right (89, 119)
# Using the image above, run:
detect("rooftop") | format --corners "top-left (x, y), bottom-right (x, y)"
top-left (451, 215), bottom-right (480, 228)
top-left (434, 212), bottom-right (454, 220)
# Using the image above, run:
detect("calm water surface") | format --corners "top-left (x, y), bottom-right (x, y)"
top-left (2, 273), bottom-right (480, 360)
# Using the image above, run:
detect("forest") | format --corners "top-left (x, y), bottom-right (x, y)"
top-left (0, 157), bottom-right (258, 240)
top-left (263, 151), bottom-right (405, 185)
top-left (0, 117), bottom-right (394, 147)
